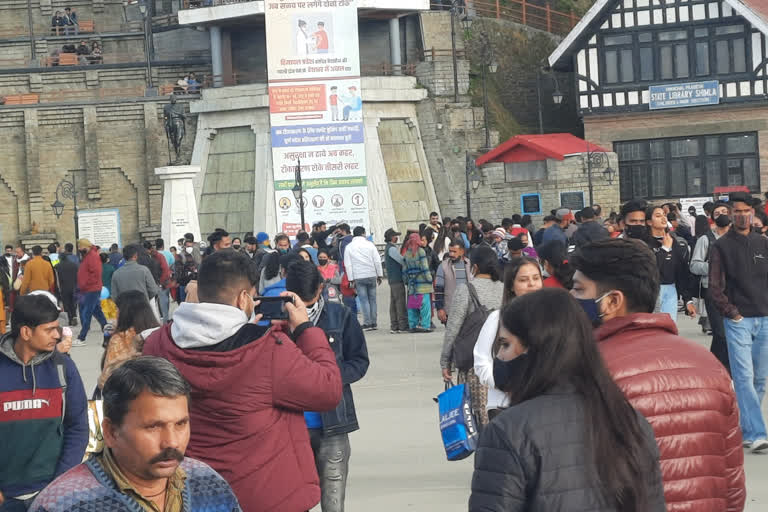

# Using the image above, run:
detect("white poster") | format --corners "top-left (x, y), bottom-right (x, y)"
top-left (265, 0), bottom-right (368, 236)
top-left (77, 209), bottom-right (121, 248)
top-left (680, 196), bottom-right (712, 225)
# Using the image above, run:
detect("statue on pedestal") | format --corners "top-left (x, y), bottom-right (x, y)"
top-left (163, 94), bottom-right (187, 165)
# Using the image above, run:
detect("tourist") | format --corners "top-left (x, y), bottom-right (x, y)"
top-left (540, 208), bottom-right (570, 245)
top-left (403, 233), bottom-right (433, 333)
top-left (0, 295), bottom-right (88, 510)
top-left (55, 245), bottom-right (79, 326)
top-left (383, 228), bottom-right (408, 333)
top-left (107, 243), bottom-right (122, 267)
top-left (538, 240), bottom-right (574, 289)
top-left (110, 244), bottom-right (159, 304)
top-left (571, 238), bottom-right (746, 507)
top-left (470, 288), bottom-right (665, 511)
top-left (30, 357), bottom-right (241, 512)
top-left (75, 239), bottom-right (107, 347)
top-left (343, 227), bottom-right (382, 331)
top-left (63, 7), bottom-right (78, 35)
top-left (19, 246), bottom-right (54, 295)
top-left (708, 192), bottom-right (768, 453)
top-left (571, 206), bottom-right (609, 248)
top-left (100, 252), bottom-right (115, 298)
top-left (441, 246), bottom-right (502, 426)
top-left (473, 257), bottom-right (543, 420)
top-left (434, 240), bottom-right (472, 325)
top-left (143, 250), bottom-right (342, 512)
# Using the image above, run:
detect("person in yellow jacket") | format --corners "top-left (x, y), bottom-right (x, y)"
top-left (20, 245), bottom-right (55, 295)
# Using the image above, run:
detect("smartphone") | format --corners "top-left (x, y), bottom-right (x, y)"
top-left (254, 296), bottom-right (293, 320)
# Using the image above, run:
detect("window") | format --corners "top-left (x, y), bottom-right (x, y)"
top-left (505, 161), bottom-right (546, 182)
top-left (598, 21), bottom-right (751, 85)
top-left (615, 132), bottom-right (760, 200)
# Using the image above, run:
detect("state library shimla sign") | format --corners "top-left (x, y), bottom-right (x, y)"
top-left (649, 80), bottom-right (720, 110)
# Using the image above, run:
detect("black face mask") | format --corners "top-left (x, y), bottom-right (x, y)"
top-left (318, 259), bottom-right (328, 265)
top-left (753, 227), bottom-right (764, 235)
top-left (715, 214), bottom-right (731, 228)
top-left (492, 353), bottom-right (529, 393)
top-left (624, 224), bottom-right (648, 240)
top-left (232, 245), bottom-right (241, 250)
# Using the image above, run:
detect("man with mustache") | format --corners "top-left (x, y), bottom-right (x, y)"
top-left (29, 357), bottom-right (241, 512)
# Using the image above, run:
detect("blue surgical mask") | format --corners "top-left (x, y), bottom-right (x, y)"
top-left (576, 291), bottom-right (612, 327)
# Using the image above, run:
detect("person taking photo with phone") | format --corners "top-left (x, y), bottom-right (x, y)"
top-left (286, 260), bottom-right (369, 512)
top-left (143, 250), bottom-right (342, 512)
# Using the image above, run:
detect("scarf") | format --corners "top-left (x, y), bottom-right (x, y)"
top-left (307, 296), bottom-right (325, 325)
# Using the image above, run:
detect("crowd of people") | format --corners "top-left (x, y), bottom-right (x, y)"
top-left (1, 190), bottom-right (767, 510)
top-left (49, 40), bottom-right (103, 66)
top-left (50, 7), bottom-right (79, 36)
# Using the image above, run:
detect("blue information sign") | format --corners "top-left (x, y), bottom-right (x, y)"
top-left (649, 81), bottom-right (719, 110)
top-left (520, 193), bottom-right (542, 215)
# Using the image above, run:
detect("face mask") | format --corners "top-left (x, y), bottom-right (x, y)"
top-left (576, 291), bottom-right (612, 327)
top-left (278, 248), bottom-right (289, 254)
top-left (714, 214), bottom-right (731, 228)
top-left (318, 259), bottom-right (328, 265)
top-left (185, 247), bottom-right (193, 254)
top-left (624, 224), bottom-right (647, 240)
top-left (451, 226), bottom-right (460, 233)
top-left (233, 245), bottom-right (241, 250)
top-left (753, 227), bottom-right (764, 235)
top-left (733, 213), bottom-right (753, 230)
top-left (492, 352), bottom-right (529, 392)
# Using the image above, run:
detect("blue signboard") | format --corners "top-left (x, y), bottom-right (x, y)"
top-left (520, 193), bottom-right (542, 215)
top-left (649, 81), bottom-right (719, 110)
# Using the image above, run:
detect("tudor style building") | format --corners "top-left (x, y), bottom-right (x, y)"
top-left (549, 0), bottom-right (768, 202)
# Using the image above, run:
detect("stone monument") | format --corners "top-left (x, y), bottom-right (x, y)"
top-left (155, 165), bottom-right (201, 247)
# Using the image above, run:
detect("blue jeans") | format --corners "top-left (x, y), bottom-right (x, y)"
top-left (408, 292), bottom-right (431, 329)
top-left (724, 316), bottom-right (768, 441)
top-left (78, 291), bottom-right (107, 341)
top-left (0, 496), bottom-right (33, 511)
top-left (659, 284), bottom-right (678, 323)
top-left (355, 277), bottom-right (378, 326)
top-left (158, 288), bottom-right (170, 322)
top-left (342, 295), bottom-right (357, 314)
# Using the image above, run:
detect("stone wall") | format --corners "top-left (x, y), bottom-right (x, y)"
top-left (0, 98), bottom-right (197, 247)
top-left (0, 1), bottom-right (128, 37)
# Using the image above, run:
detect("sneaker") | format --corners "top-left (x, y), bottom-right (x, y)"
top-left (743, 440), bottom-right (754, 448)
top-left (390, 329), bottom-right (400, 334)
top-left (71, 339), bottom-right (87, 347)
top-left (370, 323), bottom-right (377, 330)
top-left (361, 324), bottom-right (370, 330)
top-left (750, 439), bottom-right (768, 453)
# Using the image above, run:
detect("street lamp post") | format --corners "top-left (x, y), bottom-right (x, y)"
top-left (51, 173), bottom-right (79, 240)
top-left (292, 158), bottom-right (305, 231)
top-left (465, 151), bottom-right (481, 218)
top-left (449, 1), bottom-right (460, 103)
top-left (138, 0), bottom-right (154, 92)
top-left (584, 142), bottom-right (616, 206)
top-left (537, 67), bottom-right (564, 134)
top-left (461, 16), bottom-right (497, 150)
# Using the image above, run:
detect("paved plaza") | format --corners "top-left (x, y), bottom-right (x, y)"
top-left (68, 283), bottom-right (768, 511)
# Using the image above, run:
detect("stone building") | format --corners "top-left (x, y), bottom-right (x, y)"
top-left (475, 133), bottom-right (620, 222)
top-left (549, 0), bottom-right (768, 204)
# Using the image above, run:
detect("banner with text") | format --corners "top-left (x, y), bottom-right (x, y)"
top-left (265, 0), bottom-right (368, 236)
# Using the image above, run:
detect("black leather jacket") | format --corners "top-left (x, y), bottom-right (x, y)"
top-left (314, 302), bottom-right (369, 436)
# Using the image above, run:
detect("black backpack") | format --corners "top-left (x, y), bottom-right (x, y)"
top-left (453, 283), bottom-right (492, 372)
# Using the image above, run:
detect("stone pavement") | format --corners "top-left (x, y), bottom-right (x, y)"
top-left (67, 283), bottom-right (767, 511)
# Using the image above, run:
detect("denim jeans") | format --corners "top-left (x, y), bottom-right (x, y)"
top-left (354, 277), bottom-right (378, 326)
top-left (0, 495), bottom-right (34, 511)
top-left (309, 430), bottom-right (351, 512)
top-left (724, 316), bottom-right (768, 441)
top-left (78, 290), bottom-right (107, 341)
top-left (658, 284), bottom-right (678, 323)
top-left (407, 292), bottom-right (431, 329)
top-left (342, 295), bottom-right (357, 314)
top-left (157, 288), bottom-right (170, 323)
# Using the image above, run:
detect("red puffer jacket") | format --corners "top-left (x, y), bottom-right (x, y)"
top-left (144, 321), bottom-right (342, 512)
top-left (596, 313), bottom-right (745, 512)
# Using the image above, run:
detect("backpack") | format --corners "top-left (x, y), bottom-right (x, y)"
top-left (453, 283), bottom-right (491, 372)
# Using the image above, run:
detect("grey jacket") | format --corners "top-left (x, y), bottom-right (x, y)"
top-left (689, 230), bottom-right (722, 289)
top-left (440, 278), bottom-right (503, 369)
top-left (111, 261), bottom-right (159, 301)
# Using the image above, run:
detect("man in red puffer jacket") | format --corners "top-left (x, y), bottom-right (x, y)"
top-left (74, 238), bottom-right (106, 346)
top-left (571, 238), bottom-right (745, 512)
top-left (144, 250), bottom-right (341, 512)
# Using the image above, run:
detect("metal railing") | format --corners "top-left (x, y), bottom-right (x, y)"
top-left (431, 0), bottom-right (579, 35)
top-left (361, 63), bottom-right (417, 76)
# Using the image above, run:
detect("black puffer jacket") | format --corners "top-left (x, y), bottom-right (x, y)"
top-left (469, 384), bottom-right (665, 512)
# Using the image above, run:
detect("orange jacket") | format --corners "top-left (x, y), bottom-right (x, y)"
top-left (596, 313), bottom-right (745, 512)
top-left (20, 256), bottom-right (54, 295)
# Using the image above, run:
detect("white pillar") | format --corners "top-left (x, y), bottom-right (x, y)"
top-left (155, 165), bottom-right (202, 246)
top-left (210, 25), bottom-right (223, 87)
top-left (389, 17), bottom-right (401, 75)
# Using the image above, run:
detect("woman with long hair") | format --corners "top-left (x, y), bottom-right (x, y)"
top-left (465, 219), bottom-right (482, 246)
top-left (694, 214), bottom-right (711, 240)
top-left (538, 240), bottom-right (574, 289)
top-left (403, 233), bottom-right (434, 332)
top-left (440, 245), bottom-right (503, 426)
top-left (470, 288), bottom-right (665, 511)
top-left (433, 225), bottom-right (452, 261)
top-left (97, 291), bottom-right (161, 390)
top-left (473, 257), bottom-right (542, 420)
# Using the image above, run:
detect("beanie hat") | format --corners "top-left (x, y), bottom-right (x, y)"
top-left (77, 239), bottom-right (92, 250)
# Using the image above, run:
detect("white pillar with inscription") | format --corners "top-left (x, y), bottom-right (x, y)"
top-left (155, 165), bottom-right (202, 247)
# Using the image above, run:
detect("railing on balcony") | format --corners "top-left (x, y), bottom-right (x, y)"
top-left (430, 0), bottom-right (578, 36)
top-left (360, 63), bottom-right (417, 76)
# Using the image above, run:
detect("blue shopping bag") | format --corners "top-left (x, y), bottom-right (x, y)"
top-left (436, 382), bottom-right (478, 461)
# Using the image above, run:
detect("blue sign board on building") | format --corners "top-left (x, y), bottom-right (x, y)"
top-left (520, 193), bottom-right (542, 215)
top-left (649, 81), bottom-right (719, 110)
